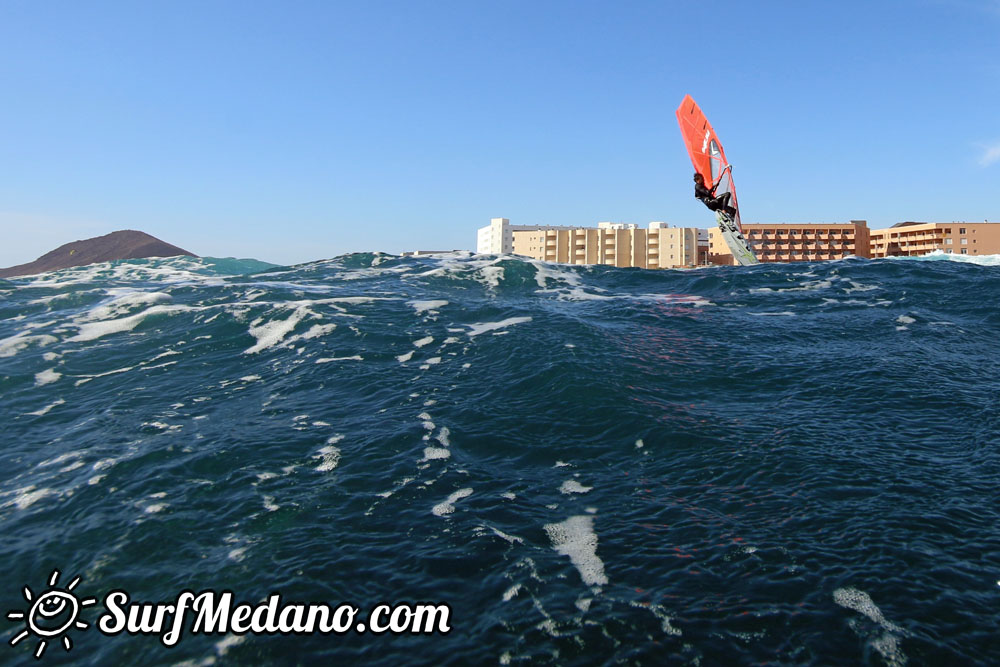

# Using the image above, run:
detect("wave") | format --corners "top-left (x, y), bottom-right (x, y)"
top-left (1, 249), bottom-right (998, 665)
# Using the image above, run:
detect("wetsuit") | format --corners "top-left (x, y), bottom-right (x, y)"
top-left (694, 181), bottom-right (737, 220)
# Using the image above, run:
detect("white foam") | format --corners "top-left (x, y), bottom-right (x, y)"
top-left (396, 350), bottom-right (414, 363)
top-left (143, 421), bottom-right (182, 432)
top-left (421, 447), bottom-right (451, 461)
top-left (466, 317), bottom-right (532, 337)
top-left (560, 480), bottom-right (593, 495)
top-left (502, 584), bottom-right (522, 601)
top-left (748, 311), bottom-right (797, 317)
top-left (34, 368), bottom-right (62, 386)
top-left (543, 515), bottom-right (608, 586)
top-left (834, 587), bottom-right (906, 666)
top-left (27, 398), bottom-right (65, 416)
top-left (833, 588), bottom-right (902, 633)
top-left (888, 250), bottom-right (1000, 266)
top-left (0, 332), bottom-right (58, 358)
top-left (144, 503), bottom-right (167, 514)
top-left (316, 355), bottom-right (363, 362)
top-left (374, 476), bottom-right (415, 500)
top-left (148, 350), bottom-right (183, 364)
top-left (74, 365), bottom-right (135, 385)
top-left (244, 305), bottom-right (315, 354)
top-left (435, 427), bottom-right (451, 447)
top-left (313, 445), bottom-right (341, 471)
top-left (82, 290), bottom-right (172, 321)
top-left (413, 336), bottom-right (434, 348)
top-left (488, 526), bottom-right (524, 544)
top-left (529, 260), bottom-right (583, 289)
top-left (553, 287), bottom-right (615, 301)
top-left (432, 488), bottom-right (473, 516)
top-left (479, 266), bottom-right (504, 289)
top-left (71, 304), bottom-right (191, 341)
top-left (297, 323), bottom-right (337, 340)
top-left (409, 300), bottom-right (448, 314)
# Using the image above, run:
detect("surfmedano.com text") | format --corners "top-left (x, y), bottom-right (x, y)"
top-left (98, 590), bottom-right (451, 646)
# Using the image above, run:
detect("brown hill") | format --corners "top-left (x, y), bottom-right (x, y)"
top-left (0, 230), bottom-right (197, 278)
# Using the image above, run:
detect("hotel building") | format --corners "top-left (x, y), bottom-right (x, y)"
top-left (479, 217), bottom-right (1000, 267)
top-left (869, 222), bottom-right (1000, 258)
top-left (708, 221), bottom-right (872, 265)
top-left (476, 218), bottom-right (581, 255)
top-left (479, 218), bottom-right (708, 269)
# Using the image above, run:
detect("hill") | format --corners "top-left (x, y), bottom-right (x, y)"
top-left (0, 230), bottom-right (196, 278)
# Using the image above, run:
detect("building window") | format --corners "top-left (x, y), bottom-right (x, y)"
top-left (961, 249), bottom-right (968, 254)
top-left (945, 238), bottom-right (952, 244)
top-left (959, 228), bottom-right (966, 234)
top-left (961, 238), bottom-right (968, 244)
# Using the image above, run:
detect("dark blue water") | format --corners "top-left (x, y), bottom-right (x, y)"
top-left (1, 252), bottom-right (998, 665)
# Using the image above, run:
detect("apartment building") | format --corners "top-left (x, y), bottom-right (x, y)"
top-left (708, 221), bottom-right (872, 265)
top-left (869, 222), bottom-right (1000, 257)
top-left (509, 221), bottom-right (706, 269)
top-left (476, 218), bottom-right (581, 255)
top-left (481, 217), bottom-right (1000, 267)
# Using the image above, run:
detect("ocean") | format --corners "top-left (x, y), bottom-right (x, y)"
top-left (1, 252), bottom-right (998, 665)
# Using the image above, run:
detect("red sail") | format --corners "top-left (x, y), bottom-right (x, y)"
top-left (675, 95), bottom-right (742, 231)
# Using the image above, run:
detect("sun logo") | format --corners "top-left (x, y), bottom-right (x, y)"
top-left (6, 569), bottom-right (97, 659)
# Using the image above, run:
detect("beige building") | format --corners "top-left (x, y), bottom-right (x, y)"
top-left (510, 221), bottom-right (706, 269)
top-left (481, 217), bottom-right (1000, 268)
top-left (869, 222), bottom-right (1000, 258)
top-left (476, 218), bottom-right (579, 255)
top-left (708, 221), bottom-right (872, 265)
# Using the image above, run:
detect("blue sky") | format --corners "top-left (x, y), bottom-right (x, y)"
top-left (1, 0), bottom-right (998, 266)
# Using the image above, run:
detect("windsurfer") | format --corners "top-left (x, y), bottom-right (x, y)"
top-left (693, 167), bottom-right (737, 221)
